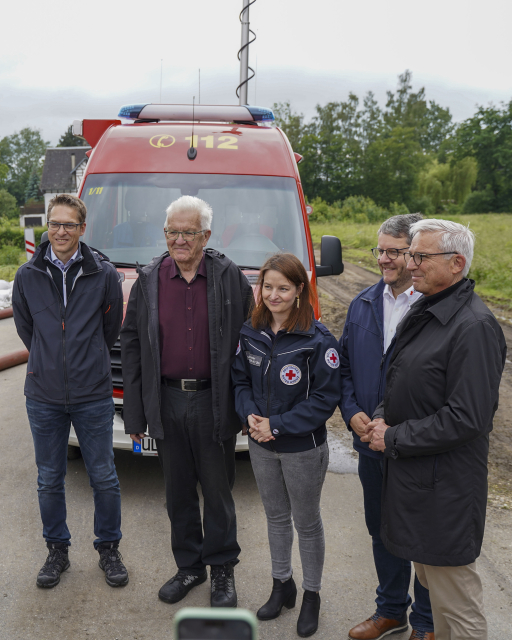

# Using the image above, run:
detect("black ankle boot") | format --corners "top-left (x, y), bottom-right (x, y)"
top-left (257, 577), bottom-right (297, 621)
top-left (297, 590), bottom-right (320, 637)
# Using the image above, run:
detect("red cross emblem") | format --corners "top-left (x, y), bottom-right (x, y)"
top-left (280, 364), bottom-right (302, 385)
top-left (325, 348), bottom-right (340, 369)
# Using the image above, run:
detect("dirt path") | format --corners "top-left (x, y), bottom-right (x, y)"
top-left (317, 262), bottom-right (512, 511)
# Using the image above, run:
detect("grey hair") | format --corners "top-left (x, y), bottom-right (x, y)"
top-left (410, 219), bottom-right (475, 277)
top-left (378, 213), bottom-right (424, 245)
top-left (165, 195), bottom-right (213, 230)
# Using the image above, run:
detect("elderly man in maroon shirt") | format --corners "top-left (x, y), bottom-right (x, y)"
top-left (121, 195), bottom-right (253, 607)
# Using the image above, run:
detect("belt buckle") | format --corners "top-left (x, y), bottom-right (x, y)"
top-left (181, 379), bottom-right (196, 391)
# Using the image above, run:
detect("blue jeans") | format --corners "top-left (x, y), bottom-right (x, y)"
top-left (358, 454), bottom-right (434, 632)
top-left (26, 397), bottom-right (122, 549)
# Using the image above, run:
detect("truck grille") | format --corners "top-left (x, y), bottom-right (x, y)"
top-left (110, 338), bottom-right (123, 389)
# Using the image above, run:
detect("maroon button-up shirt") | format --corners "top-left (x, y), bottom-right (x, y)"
top-left (158, 253), bottom-right (211, 380)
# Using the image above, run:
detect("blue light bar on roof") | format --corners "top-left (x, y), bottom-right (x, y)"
top-left (245, 106), bottom-right (275, 122)
top-left (118, 104), bottom-right (149, 119)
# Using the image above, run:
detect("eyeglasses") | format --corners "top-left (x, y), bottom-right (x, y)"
top-left (163, 229), bottom-right (206, 241)
top-left (403, 251), bottom-right (458, 266)
top-left (371, 247), bottom-right (409, 260)
top-left (48, 221), bottom-right (83, 231)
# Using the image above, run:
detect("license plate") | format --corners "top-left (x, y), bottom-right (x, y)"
top-left (132, 438), bottom-right (158, 456)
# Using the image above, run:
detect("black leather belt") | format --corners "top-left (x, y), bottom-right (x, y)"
top-left (162, 378), bottom-right (212, 391)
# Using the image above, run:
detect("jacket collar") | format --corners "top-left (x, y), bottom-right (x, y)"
top-left (31, 241), bottom-right (103, 275)
top-left (420, 279), bottom-right (475, 326)
top-left (360, 278), bottom-right (385, 302)
top-left (138, 248), bottom-right (229, 278)
top-left (240, 317), bottom-right (316, 342)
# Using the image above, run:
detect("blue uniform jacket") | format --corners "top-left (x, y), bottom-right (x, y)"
top-left (338, 279), bottom-right (396, 459)
top-left (232, 318), bottom-right (341, 453)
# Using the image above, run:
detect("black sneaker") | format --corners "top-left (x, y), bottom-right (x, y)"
top-left (158, 570), bottom-right (208, 604)
top-left (98, 543), bottom-right (129, 587)
top-left (37, 543), bottom-right (70, 588)
top-left (210, 564), bottom-right (237, 607)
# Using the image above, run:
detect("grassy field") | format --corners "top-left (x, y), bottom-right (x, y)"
top-left (311, 214), bottom-right (512, 309)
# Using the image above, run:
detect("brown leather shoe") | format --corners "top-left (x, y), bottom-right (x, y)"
top-left (409, 631), bottom-right (435, 640)
top-left (348, 612), bottom-right (408, 639)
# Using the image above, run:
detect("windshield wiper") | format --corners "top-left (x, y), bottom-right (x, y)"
top-left (112, 261), bottom-right (140, 268)
top-left (238, 265), bottom-right (259, 270)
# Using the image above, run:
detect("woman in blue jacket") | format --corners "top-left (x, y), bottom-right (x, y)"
top-left (232, 253), bottom-right (341, 637)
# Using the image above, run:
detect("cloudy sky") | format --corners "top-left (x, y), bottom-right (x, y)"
top-left (1, 0), bottom-right (511, 144)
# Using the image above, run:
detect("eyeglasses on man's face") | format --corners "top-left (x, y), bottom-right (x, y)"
top-left (48, 221), bottom-right (83, 231)
top-left (371, 247), bottom-right (409, 260)
top-left (164, 229), bottom-right (206, 241)
top-left (403, 251), bottom-right (458, 267)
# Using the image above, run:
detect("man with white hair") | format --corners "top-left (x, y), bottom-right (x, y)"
top-left (121, 196), bottom-right (253, 607)
top-left (362, 219), bottom-right (507, 639)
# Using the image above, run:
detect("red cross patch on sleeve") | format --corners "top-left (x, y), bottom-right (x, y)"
top-left (325, 348), bottom-right (340, 369)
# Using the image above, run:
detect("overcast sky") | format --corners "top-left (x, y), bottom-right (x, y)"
top-left (1, 0), bottom-right (511, 144)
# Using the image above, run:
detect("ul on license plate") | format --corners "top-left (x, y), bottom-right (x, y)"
top-left (133, 438), bottom-right (158, 456)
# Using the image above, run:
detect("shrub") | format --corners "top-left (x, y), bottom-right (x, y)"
top-left (462, 187), bottom-right (495, 214)
top-left (0, 223), bottom-right (46, 250)
top-left (408, 195), bottom-right (435, 216)
top-left (0, 245), bottom-right (21, 266)
top-left (0, 189), bottom-right (19, 220)
top-left (307, 197), bottom-right (342, 223)
top-left (340, 196), bottom-right (388, 223)
top-left (388, 202), bottom-right (410, 217)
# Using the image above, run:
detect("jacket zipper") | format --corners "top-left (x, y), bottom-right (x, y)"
top-left (266, 336), bottom-right (282, 418)
top-left (137, 268), bottom-right (162, 409)
top-left (367, 301), bottom-right (386, 401)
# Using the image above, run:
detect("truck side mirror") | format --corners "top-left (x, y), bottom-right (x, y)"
top-left (315, 235), bottom-right (343, 277)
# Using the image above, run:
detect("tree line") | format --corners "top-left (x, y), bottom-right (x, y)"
top-left (0, 126), bottom-right (86, 221)
top-left (273, 71), bottom-right (512, 219)
top-left (1, 72), bottom-right (512, 222)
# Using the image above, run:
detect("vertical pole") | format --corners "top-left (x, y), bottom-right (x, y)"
top-left (239, 0), bottom-right (250, 105)
top-left (160, 59), bottom-right (163, 103)
top-left (25, 228), bottom-right (35, 262)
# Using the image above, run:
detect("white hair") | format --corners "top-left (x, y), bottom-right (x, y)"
top-left (409, 219), bottom-right (475, 277)
top-left (165, 195), bottom-right (213, 230)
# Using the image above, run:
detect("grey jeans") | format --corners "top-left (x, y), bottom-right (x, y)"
top-left (249, 439), bottom-right (329, 591)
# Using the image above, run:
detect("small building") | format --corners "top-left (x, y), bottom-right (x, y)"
top-left (20, 201), bottom-right (46, 227)
top-left (39, 147), bottom-right (91, 215)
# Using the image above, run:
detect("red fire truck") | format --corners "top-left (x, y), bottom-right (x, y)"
top-left (66, 104), bottom-right (343, 457)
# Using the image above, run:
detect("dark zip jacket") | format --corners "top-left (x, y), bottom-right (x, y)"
top-left (12, 240), bottom-right (123, 405)
top-left (232, 318), bottom-right (341, 452)
top-left (373, 279), bottom-right (506, 566)
top-left (338, 279), bottom-right (394, 459)
top-left (120, 248), bottom-right (254, 442)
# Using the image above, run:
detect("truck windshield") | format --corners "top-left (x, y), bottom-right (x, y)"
top-left (81, 173), bottom-right (309, 269)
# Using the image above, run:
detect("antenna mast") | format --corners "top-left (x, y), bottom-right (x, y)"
top-left (236, 0), bottom-right (256, 105)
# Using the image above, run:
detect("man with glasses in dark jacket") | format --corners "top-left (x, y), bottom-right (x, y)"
top-left (363, 219), bottom-right (506, 640)
top-left (339, 214), bottom-right (434, 640)
top-left (12, 194), bottom-right (127, 589)
top-left (121, 195), bottom-right (253, 608)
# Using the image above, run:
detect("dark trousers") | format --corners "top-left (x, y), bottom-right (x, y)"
top-left (358, 454), bottom-right (434, 632)
top-left (156, 385), bottom-right (240, 574)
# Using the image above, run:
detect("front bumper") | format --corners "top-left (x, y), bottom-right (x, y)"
top-left (68, 402), bottom-right (249, 452)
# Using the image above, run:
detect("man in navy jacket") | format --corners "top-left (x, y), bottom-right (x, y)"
top-left (13, 194), bottom-right (127, 590)
top-left (339, 214), bottom-right (434, 640)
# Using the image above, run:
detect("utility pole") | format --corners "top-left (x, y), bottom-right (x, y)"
top-left (239, 0), bottom-right (250, 105)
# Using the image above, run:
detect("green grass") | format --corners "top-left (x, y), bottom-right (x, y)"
top-left (311, 214), bottom-right (512, 309)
